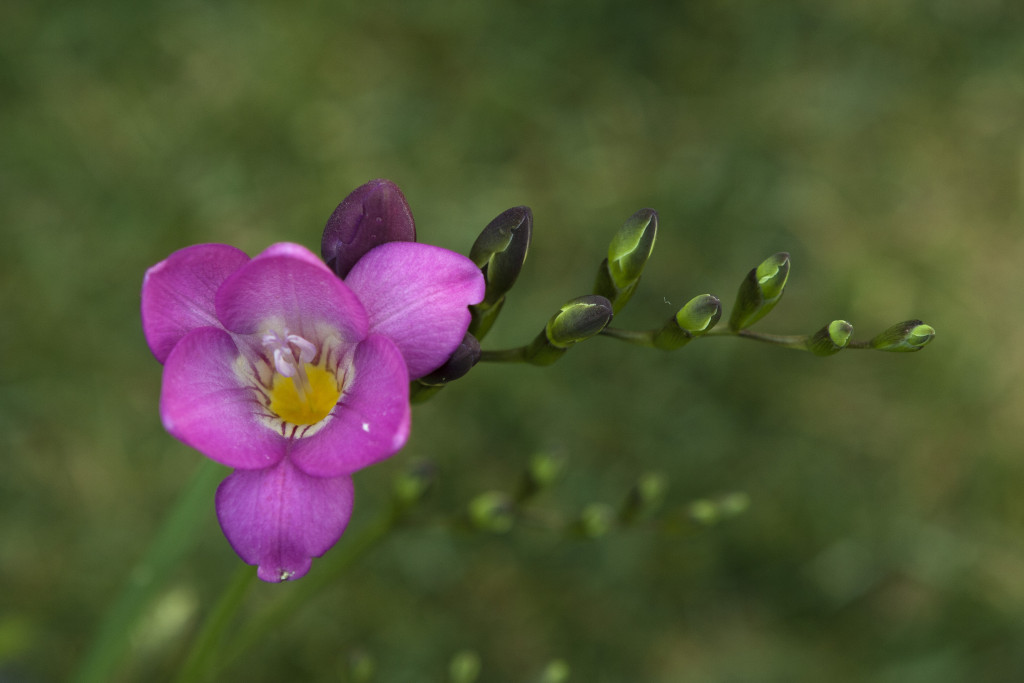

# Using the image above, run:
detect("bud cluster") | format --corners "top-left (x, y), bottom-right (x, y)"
top-left (322, 179), bottom-right (935, 405)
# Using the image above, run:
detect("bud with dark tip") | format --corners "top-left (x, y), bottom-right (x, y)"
top-left (653, 294), bottom-right (722, 350)
top-left (468, 207), bottom-right (533, 339)
top-left (594, 208), bottom-right (658, 312)
top-left (807, 320), bottom-right (853, 356)
top-left (869, 320), bottom-right (935, 352)
top-left (524, 295), bottom-right (614, 366)
top-left (321, 179), bottom-right (416, 278)
top-left (468, 491), bottom-right (516, 533)
top-left (728, 252), bottom-right (790, 331)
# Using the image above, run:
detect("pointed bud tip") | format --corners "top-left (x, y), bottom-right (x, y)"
top-left (870, 320), bottom-right (936, 352)
top-left (607, 208), bottom-right (658, 288)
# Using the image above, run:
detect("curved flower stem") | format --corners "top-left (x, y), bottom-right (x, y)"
top-left (214, 504), bottom-right (400, 675)
top-left (478, 346), bottom-right (529, 363)
top-left (72, 459), bottom-right (225, 683)
top-left (173, 565), bottom-right (256, 683)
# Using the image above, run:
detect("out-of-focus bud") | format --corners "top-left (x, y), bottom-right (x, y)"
top-left (620, 472), bottom-right (667, 524)
top-left (468, 207), bottom-right (533, 339)
top-left (449, 650), bottom-right (482, 683)
top-left (537, 659), bottom-right (571, 683)
top-left (348, 649), bottom-right (375, 683)
top-left (728, 252), bottom-right (790, 331)
top-left (869, 320), bottom-right (936, 352)
top-left (806, 320), bottom-right (854, 356)
top-left (524, 296), bottom-right (614, 366)
top-left (517, 451), bottom-right (567, 502)
top-left (321, 179), bottom-right (416, 278)
top-left (718, 491), bottom-right (751, 518)
top-left (578, 503), bottom-right (615, 539)
top-left (594, 208), bottom-right (658, 312)
top-left (653, 294), bottom-right (722, 350)
top-left (392, 460), bottom-right (437, 508)
top-left (688, 498), bottom-right (720, 525)
top-left (468, 491), bottom-right (515, 533)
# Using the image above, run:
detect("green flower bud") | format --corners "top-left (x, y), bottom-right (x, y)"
top-left (468, 491), bottom-right (515, 533)
top-left (392, 460), bottom-right (437, 508)
top-left (470, 206), bottom-right (533, 305)
top-left (517, 451), bottom-right (567, 501)
top-left (608, 208), bottom-right (658, 289)
top-left (537, 660), bottom-right (571, 683)
top-left (547, 295), bottom-right (614, 347)
top-left (594, 208), bottom-right (658, 312)
top-left (449, 650), bottom-right (482, 683)
top-left (621, 472), bottom-right (668, 524)
top-left (728, 252), bottom-right (790, 331)
top-left (653, 294), bottom-right (722, 350)
top-left (578, 503), bottom-right (615, 538)
top-left (869, 320), bottom-right (936, 352)
top-left (525, 296), bottom-right (614, 365)
top-left (806, 320), bottom-right (853, 356)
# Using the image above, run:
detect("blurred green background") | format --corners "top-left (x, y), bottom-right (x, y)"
top-left (3, 0), bottom-right (1023, 681)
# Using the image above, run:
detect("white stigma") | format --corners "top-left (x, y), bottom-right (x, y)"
top-left (262, 330), bottom-right (316, 396)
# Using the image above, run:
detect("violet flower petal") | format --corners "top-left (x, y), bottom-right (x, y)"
top-left (215, 242), bottom-right (369, 343)
top-left (321, 179), bottom-right (417, 278)
top-left (215, 458), bottom-right (354, 582)
top-left (290, 333), bottom-right (411, 478)
top-left (160, 326), bottom-right (284, 470)
top-left (344, 242), bottom-right (486, 379)
top-left (141, 244), bottom-right (250, 363)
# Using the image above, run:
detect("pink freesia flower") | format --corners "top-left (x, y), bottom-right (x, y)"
top-left (142, 195), bottom-right (484, 581)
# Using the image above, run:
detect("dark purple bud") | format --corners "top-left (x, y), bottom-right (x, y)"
top-left (321, 179), bottom-right (417, 278)
top-left (417, 333), bottom-right (482, 386)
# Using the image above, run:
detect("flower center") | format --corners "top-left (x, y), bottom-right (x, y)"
top-left (262, 331), bottom-right (341, 426)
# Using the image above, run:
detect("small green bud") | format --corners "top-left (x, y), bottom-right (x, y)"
top-left (525, 296), bottom-right (614, 365)
top-left (537, 659), bottom-right (571, 683)
top-left (806, 320), bottom-right (853, 356)
top-left (578, 503), bottom-right (615, 538)
top-left (728, 252), bottom-right (790, 331)
top-left (470, 206), bottom-right (533, 305)
top-left (517, 451), bottom-right (567, 501)
top-left (607, 208), bottom-right (658, 289)
top-left (468, 491), bottom-right (515, 533)
top-left (392, 460), bottom-right (437, 507)
top-left (621, 472), bottom-right (668, 524)
top-left (653, 294), bottom-right (722, 350)
top-left (594, 208), bottom-right (658, 312)
top-left (869, 320), bottom-right (935, 352)
top-left (449, 650), bottom-right (482, 683)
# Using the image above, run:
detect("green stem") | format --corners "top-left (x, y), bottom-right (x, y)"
top-left (478, 346), bottom-right (529, 363)
top-left (216, 504), bottom-right (400, 674)
top-left (598, 327), bottom-right (656, 347)
top-left (173, 565), bottom-right (256, 683)
top-left (72, 459), bottom-right (225, 683)
top-left (704, 328), bottom-right (810, 350)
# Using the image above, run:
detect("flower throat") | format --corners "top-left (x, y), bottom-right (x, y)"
top-left (261, 330), bottom-right (340, 425)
